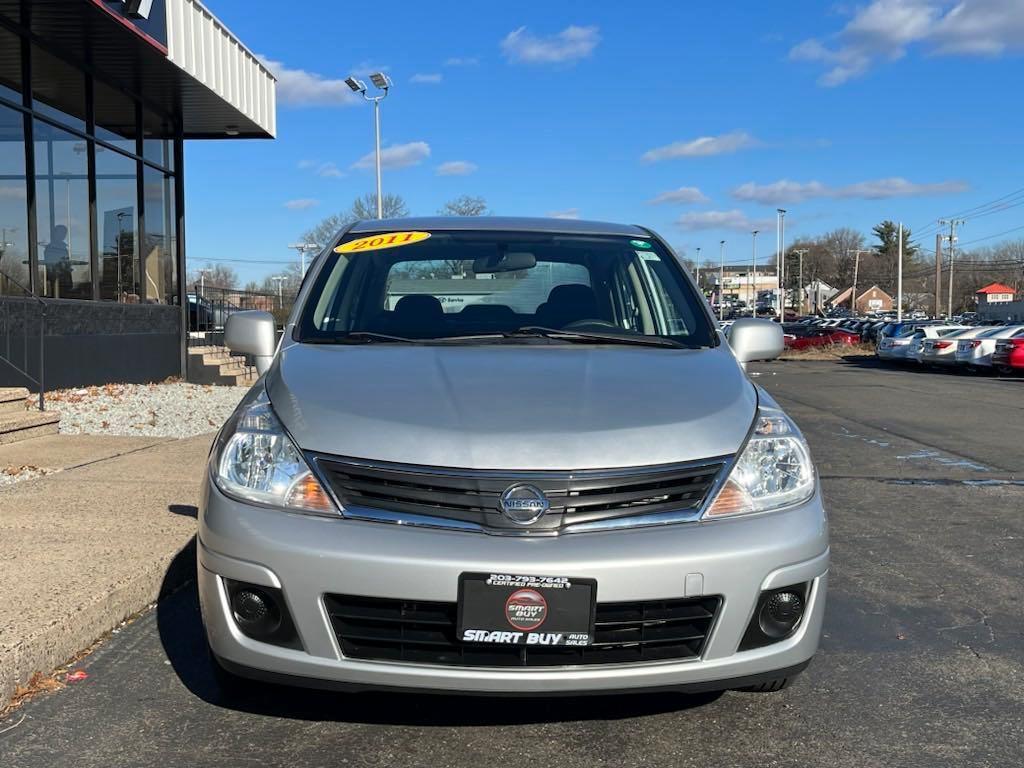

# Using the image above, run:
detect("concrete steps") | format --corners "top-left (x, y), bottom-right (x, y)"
top-left (186, 346), bottom-right (257, 387)
top-left (0, 389), bottom-right (60, 445)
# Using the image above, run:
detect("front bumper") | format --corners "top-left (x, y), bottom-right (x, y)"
top-left (198, 480), bottom-right (829, 694)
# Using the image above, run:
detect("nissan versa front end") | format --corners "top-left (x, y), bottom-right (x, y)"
top-left (199, 217), bottom-right (829, 696)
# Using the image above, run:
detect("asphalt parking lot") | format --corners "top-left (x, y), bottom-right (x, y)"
top-left (2, 359), bottom-right (1023, 768)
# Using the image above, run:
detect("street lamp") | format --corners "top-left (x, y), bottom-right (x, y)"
top-left (694, 246), bottom-right (701, 289)
top-left (750, 230), bottom-right (759, 315)
top-left (719, 240), bottom-right (726, 322)
top-left (346, 72), bottom-right (392, 219)
top-left (776, 208), bottom-right (786, 317)
top-left (288, 242), bottom-right (321, 277)
top-left (270, 274), bottom-right (287, 308)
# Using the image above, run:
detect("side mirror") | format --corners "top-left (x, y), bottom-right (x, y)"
top-left (225, 311), bottom-right (277, 375)
top-left (729, 318), bottom-right (784, 363)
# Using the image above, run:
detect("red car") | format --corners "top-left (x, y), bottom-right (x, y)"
top-left (784, 327), bottom-right (861, 350)
top-left (991, 337), bottom-right (1024, 372)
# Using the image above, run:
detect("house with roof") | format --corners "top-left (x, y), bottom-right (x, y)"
top-left (976, 283), bottom-right (1015, 308)
top-left (976, 283), bottom-right (1024, 322)
top-left (828, 285), bottom-right (894, 314)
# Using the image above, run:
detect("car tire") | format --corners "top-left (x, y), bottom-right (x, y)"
top-left (735, 675), bottom-right (799, 693)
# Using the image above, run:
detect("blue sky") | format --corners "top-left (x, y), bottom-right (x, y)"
top-left (184, 0), bottom-right (1024, 283)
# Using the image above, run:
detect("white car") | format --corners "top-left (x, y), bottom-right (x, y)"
top-left (877, 324), bottom-right (953, 361)
top-left (955, 325), bottom-right (1024, 371)
top-left (919, 327), bottom-right (990, 365)
top-left (906, 326), bottom-right (965, 363)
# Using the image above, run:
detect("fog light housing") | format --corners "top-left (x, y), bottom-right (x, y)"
top-left (225, 580), bottom-right (301, 649)
top-left (759, 591), bottom-right (804, 638)
top-left (740, 583), bottom-right (809, 650)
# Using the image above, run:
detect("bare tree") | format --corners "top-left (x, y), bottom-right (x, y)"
top-left (438, 195), bottom-right (490, 216)
top-left (302, 193), bottom-right (410, 246)
top-left (187, 263), bottom-right (238, 290)
top-left (821, 228), bottom-right (866, 290)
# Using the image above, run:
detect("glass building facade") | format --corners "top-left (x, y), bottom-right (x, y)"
top-left (0, 23), bottom-right (180, 307)
top-left (0, 0), bottom-right (275, 388)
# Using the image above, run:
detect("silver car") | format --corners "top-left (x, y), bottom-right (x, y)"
top-left (199, 217), bottom-right (828, 696)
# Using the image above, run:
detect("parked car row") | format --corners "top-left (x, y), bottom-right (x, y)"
top-left (877, 321), bottom-right (1024, 374)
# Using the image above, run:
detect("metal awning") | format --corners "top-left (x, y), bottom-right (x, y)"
top-left (0, 0), bottom-right (276, 139)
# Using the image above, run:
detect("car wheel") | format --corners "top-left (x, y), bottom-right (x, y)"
top-left (736, 675), bottom-right (799, 693)
top-left (996, 365), bottom-right (1014, 376)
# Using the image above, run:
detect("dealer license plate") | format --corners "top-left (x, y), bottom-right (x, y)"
top-left (457, 573), bottom-right (596, 647)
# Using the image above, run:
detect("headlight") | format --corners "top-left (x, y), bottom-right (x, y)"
top-left (704, 407), bottom-right (815, 518)
top-left (214, 392), bottom-right (337, 515)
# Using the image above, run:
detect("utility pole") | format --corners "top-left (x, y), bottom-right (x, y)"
top-left (939, 218), bottom-right (964, 318)
top-left (777, 209), bottom-right (786, 318)
top-left (848, 249), bottom-right (871, 314)
top-left (793, 248), bottom-right (809, 315)
top-left (897, 223), bottom-right (904, 322)
top-left (935, 233), bottom-right (943, 318)
top-left (695, 246), bottom-right (701, 291)
top-left (750, 230), bottom-right (759, 314)
top-left (719, 240), bottom-right (726, 321)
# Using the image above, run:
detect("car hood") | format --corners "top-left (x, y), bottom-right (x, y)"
top-left (266, 342), bottom-right (756, 470)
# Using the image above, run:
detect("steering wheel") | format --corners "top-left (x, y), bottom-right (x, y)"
top-left (562, 319), bottom-right (621, 331)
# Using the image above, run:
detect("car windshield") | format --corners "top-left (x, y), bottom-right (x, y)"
top-left (296, 230), bottom-right (716, 347)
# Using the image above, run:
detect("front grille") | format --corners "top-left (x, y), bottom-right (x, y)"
top-left (324, 594), bottom-right (720, 667)
top-left (314, 456), bottom-right (726, 533)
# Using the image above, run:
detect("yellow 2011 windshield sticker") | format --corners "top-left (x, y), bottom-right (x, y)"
top-left (335, 231), bottom-right (431, 254)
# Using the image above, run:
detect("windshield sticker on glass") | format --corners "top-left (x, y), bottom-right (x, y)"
top-left (335, 231), bottom-right (432, 254)
top-left (637, 251), bottom-right (661, 261)
top-left (630, 239), bottom-right (653, 249)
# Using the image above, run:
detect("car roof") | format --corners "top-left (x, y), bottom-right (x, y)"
top-left (347, 216), bottom-right (651, 237)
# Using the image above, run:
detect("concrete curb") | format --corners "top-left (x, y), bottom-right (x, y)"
top-left (1, 539), bottom-right (197, 711)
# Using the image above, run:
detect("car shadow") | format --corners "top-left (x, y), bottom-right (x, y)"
top-left (156, 542), bottom-right (725, 725)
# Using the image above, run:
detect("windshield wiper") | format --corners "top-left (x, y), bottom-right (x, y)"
top-left (509, 326), bottom-right (689, 349)
top-left (310, 331), bottom-right (422, 344)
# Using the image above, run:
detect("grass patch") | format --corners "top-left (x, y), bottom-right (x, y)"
top-left (779, 343), bottom-right (877, 361)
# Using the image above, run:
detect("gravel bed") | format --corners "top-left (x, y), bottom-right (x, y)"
top-left (0, 466), bottom-right (55, 488)
top-left (41, 383), bottom-right (248, 438)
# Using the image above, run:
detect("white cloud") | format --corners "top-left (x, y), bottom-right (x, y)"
top-left (501, 25), bottom-right (601, 64)
top-left (257, 56), bottom-right (359, 107)
top-left (732, 177), bottom-right (969, 204)
top-left (676, 210), bottom-right (772, 232)
top-left (411, 73), bottom-right (443, 84)
top-left (352, 141), bottom-right (431, 170)
top-left (548, 208), bottom-right (580, 219)
top-left (0, 186), bottom-right (27, 200)
top-left (642, 131), bottom-right (757, 163)
top-left (445, 57), bottom-right (479, 66)
top-left (790, 0), bottom-right (1024, 86)
top-left (298, 160), bottom-right (344, 178)
top-left (284, 198), bottom-right (319, 211)
top-left (316, 162), bottom-right (344, 178)
top-left (648, 187), bottom-right (709, 205)
top-left (436, 161), bottom-right (478, 176)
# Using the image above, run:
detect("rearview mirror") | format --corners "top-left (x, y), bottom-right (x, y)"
top-left (225, 311), bottom-right (277, 375)
top-left (472, 251), bottom-right (536, 274)
top-left (728, 318), bottom-right (784, 364)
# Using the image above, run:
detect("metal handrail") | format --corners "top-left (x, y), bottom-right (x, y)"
top-left (0, 266), bottom-right (46, 411)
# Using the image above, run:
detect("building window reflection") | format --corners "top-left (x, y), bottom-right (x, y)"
top-left (34, 120), bottom-right (92, 300)
top-left (143, 166), bottom-right (176, 304)
top-left (0, 103), bottom-right (29, 295)
top-left (96, 148), bottom-right (139, 302)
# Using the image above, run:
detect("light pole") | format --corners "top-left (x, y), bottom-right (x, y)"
top-left (750, 230), bottom-right (759, 314)
top-left (694, 246), bottom-right (701, 290)
top-left (288, 242), bottom-right (321, 277)
top-left (719, 240), bottom-right (726, 321)
top-left (270, 274), bottom-right (287, 309)
top-left (345, 72), bottom-right (392, 219)
top-left (777, 209), bottom-right (786, 317)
